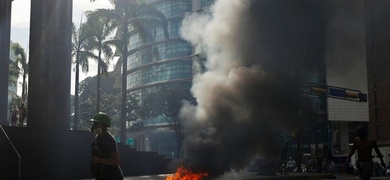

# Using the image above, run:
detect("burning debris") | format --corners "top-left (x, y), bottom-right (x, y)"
top-left (176, 0), bottom-right (323, 177)
top-left (166, 166), bottom-right (208, 180)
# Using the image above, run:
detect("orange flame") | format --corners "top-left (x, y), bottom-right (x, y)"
top-left (166, 166), bottom-right (208, 180)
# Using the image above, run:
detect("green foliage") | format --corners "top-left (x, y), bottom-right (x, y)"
top-left (78, 0), bottom-right (169, 142)
top-left (8, 59), bottom-right (19, 86)
top-left (10, 43), bottom-right (28, 101)
top-left (141, 85), bottom-right (195, 126)
top-left (77, 98), bottom-right (95, 131)
top-left (73, 70), bottom-right (143, 137)
top-left (140, 84), bottom-right (195, 158)
top-left (8, 93), bottom-right (22, 110)
top-left (71, 22), bottom-right (96, 74)
top-left (75, 71), bottom-right (119, 131)
top-left (93, 0), bottom-right (169, 142)
top-left (85, 10), bottom-right (116, 74)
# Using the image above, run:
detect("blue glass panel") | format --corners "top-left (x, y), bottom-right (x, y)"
top-left (328, 87), bottom-right (345, 98)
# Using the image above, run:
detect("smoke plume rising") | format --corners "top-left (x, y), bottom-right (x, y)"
top-left (178, 0), bottom-right (323, 177)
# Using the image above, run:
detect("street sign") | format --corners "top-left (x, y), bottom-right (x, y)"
top-left (126, 138), bottom-right (134, 145)
top-left (328, 86), bottom-right (367, 102)
top-left (304, 83), bottom-right (367, 102)
top-left (328, 87), bottom-right (345, 98)
top-left (115, 137), bottom-right (120, 143)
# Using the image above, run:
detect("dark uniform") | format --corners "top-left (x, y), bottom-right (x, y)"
top-left (91, 132), bottom-right (123, 180)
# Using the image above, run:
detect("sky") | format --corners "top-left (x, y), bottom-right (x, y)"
top-left (10, 0), bottom-right (115, 96)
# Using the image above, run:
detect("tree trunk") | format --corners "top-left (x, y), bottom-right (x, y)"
top-left (120, 19), bottom-right (129, 144)
top-left (74, 50), bottom-right (80, 130)
top-left (22, 73), bottom-right (27, 102)
top-left (96, 49), bottom-right (102, 112)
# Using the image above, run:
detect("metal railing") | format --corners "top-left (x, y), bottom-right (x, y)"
top-left (0, 125), bottom-right (21, 179)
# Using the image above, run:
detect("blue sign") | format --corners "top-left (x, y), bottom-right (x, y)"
top-left (304, 83), bottom-right (367, 102)
top-left (328, 87), bottom-right (345, 97)
top-left (328, 86), bottom-right (367, 102)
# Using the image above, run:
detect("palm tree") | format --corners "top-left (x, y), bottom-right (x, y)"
top-left (9, 56), bottom-right (20, 112)
top-left (90, 0), bottom-right (168, 143)
top-left (11, 43), bottom-right (28, 102)
top-left (85, 10), bottom-right (116, 113)
top-left (95, 0), bottom-right (168, 144)
top-left (71, 21), bottom-right (97, 130)
top-left (8, 59), bottom-right (19, 87)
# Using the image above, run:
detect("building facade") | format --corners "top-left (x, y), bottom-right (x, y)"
top-left (277, 0), bottom-right (370, 163)
top-left (321, 0), bottom-right (390, 164)
top-left (323, 0), bottom-right (369, 158)
top-left (365, 0), bottom-right (390, 162)
top-left (125, 0), bottom-right (215, 157)
top-left (125, 0), bottom-right (377, 161)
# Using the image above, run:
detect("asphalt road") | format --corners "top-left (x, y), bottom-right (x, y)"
top-left (333, 174), bottom-right (390, 180)
top-left (83, 173), bottom-right (390, 180)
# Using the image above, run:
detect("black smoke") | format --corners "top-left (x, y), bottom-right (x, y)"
top-left (178, 0), bottom-right (324, 177)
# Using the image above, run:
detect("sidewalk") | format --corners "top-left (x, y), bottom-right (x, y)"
top-left (81, 172), bottom-right (336, 180)
top-left (82, 173), bottom-right (390, 180)
top-left (241, 173), bottom-right (336, 180)
top-left (81, 174), bottom-right (170, 180)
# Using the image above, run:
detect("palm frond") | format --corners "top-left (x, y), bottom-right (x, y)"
top-left (102, 43), bottom-right (114, 61)
top-left (113, 56), bottom-right (123, 74)
top-left (99, 59), bottom-right (109, 74)
top-left (105, 38), bottom-right (122, 52)
top-left (11, 43), bottom-right (28, 73)
top-left (8, 62), bottom-right (19, 86)
top-left (138, 3), bottom-right (169, 37)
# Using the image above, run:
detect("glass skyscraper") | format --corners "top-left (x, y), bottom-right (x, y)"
top-left (126, 0), bottom-right (215, 157)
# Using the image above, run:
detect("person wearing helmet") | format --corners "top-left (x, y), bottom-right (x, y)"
top-left (90, 112), bottom-right (123, 180)
top-left (346, 125), bottom-right (385, 180)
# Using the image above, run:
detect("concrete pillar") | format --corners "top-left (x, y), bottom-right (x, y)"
top-left (27, 0), bottom-right (72, 129)
top-left (0, 0), bottom-right (12, 125)
top-left (339, 122), bottom-right (349, 154)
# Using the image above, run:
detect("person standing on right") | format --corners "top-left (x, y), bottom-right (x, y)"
top-left (346, 125), bottom-right (386, 180)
